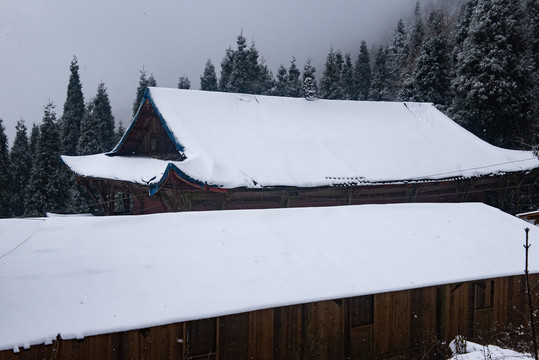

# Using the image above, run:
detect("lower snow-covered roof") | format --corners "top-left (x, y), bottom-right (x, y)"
top-left (0, 203), bottom-right (537, 352)
top-left (62, 88), bottom-right (539, 190)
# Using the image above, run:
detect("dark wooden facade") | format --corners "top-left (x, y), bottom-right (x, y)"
top-left (70, 100), bottom-right (539, 216)
top-left (3, 274), bottom-right (537, 360)
top-left (79, 167), bottom-right (539, 216)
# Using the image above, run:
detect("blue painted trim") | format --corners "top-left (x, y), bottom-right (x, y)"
top-left (110, 87), bottom-right (186, 155)
top-left (149, 163), bottom-right (208, 196)
top-left (110, 88), bottom-right (150, 154)
top-left (146, 92), bottom-right (186, 153)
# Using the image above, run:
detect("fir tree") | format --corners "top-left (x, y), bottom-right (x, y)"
top-left (78, 101), bottom-right (103, 155)
top-left (254, 58), bottom-right (274, 95)
top-left (303, 77), bottom-right (317, 101)
top-left (409, 1), bottom-right (425, 62)
top-left (302, 58), bottom-right (317, 97)
top-left (274, 64), bottom-right (289, 97)
top-left (177, 75), bottom-right (191, 89)
top-left (369, 46), bottom-right (391, 101)
top-left (132, 68), bottom-right (157, 118)
top-left (0, 119), bottom-right (10, 217)
top-left (287, 57), bottom-right (302, 97)
top-left (219, 48), bottom-right (234, 92)
top-left (60, 56), bottom-right (85, 156)
top-left (319, 48), bottom-right (344, 99)
top-left (409, 10), bottom-right (451, 108)
top-left (29, 123), bottom-right (40, 160)
top-left (200, 59), bottom-right (218, 91)
top-left (26, 102), bottom-right (68, 216)
top-left (451, 0), bottom-right (534, 148)
top-left (355, 41), bottom-right (372, 100)
top-left (93, 82), bottom-right (115, 151)
top-left (341, 53), bottom-right (356, 100)
top-left (115, 120), bottom-right (125, 145)
top-left (227, 32), bottom-right (250, 93)
top-left (388, 19), bottom-right (409, 99)
top-left (9, 119), bottom-right (31, 217)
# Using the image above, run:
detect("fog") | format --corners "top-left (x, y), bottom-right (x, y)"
top-left (1, 0), bottom-right (437, 144)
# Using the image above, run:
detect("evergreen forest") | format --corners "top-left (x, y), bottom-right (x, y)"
top-left (0, 0), bottom-right (538, 217)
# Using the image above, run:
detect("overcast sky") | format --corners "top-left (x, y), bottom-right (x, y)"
top-left (1, 0), bottom-right (427, 144)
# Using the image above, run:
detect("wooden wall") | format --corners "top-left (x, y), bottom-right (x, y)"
top-left (2, 274), bottom-right (537, 360)
top-left (117, 170), bottom-right (539, 216)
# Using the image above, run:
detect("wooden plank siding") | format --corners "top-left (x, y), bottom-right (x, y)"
top-left (77, 168), bottom-right (539, 216)
top-left (2, 274), bottom-right (537, 360)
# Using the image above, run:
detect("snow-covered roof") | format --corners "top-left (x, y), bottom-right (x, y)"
top-left (61, 87), bottom-right (539, 190)
top-left (0, 203), bottom-right (537, 352)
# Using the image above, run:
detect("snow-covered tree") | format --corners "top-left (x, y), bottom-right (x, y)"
top-left (369, 46), bottom-right (391, 101)
top-left (274, 64), bottom-right (288, 97)
top-left (177, 74), bottom-right (191, 89)
top-left (26, 102), bottom-right (68, 216)
top-left (93, 82), bottom-right (115, 151)
top-left (0, 118), bottom-right (10, 217)
top-left (409, 10), bottom-right (451, 108)
top-left (9, 119), bottom-right (31, 217)
top-left (355, 41), bottom-right (372, 100)
top-left (302, 58), bottom-right (318, 97)
top-left (200, 59), bottom-right (218, 91)
top-left (60, 56), bottom-right (85, 156)
top-left (409, 1), bottom-right (425, 64)
top-left (451, 0), bottom-right (534, 148)
top-left (319, 48), bottom-right (344, 99)
top-left (341, 53), bottom-right (356, 100)
top-left (303, 77), bottom-right (317, 101)
top-left (287, 57), bottom-right (302, 97)
top-left (388, 19), bottom-right (409, 99)
top-left (219, 48), bottom-right (234, 92)
top-left (132, 68), bottom-right (157, 118)
top-left (29, 123), bottom-right (40, 161)
top-left (78, 101), bottom-right (103, 155)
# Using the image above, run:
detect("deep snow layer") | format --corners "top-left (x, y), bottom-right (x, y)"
top-left (62, 88), bottom-right (539, 189)
top-left (0, 203), bottom-right (537, 352)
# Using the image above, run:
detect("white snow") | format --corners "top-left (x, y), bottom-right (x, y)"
top-left (0, 203), bottom-right (537, 352)
top-left (62, 88), bottom-right (539, 190)
top-left (448, 338), bottom-right (535, 360)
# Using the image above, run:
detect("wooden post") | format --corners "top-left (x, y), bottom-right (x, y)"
top-left (524, 228), bottom-right (538, 360)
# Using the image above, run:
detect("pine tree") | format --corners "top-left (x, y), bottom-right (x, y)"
top-left (219, 48), bottom-right (234, 92)
top-left (254, 59), bottom-right (274, 95)
top-left (227, 32), bottom-right (250, 93)
top-left (132, 68), bottom-right (157, 118)
top-left (287, 57), bottom-right (302, 97)
top-left (60, 56), bottom-right (85, 156)
top-left (93, 82), bottom-right (115, 151)
top-left (29, 123), bottom-right (40, 160)
top-left (9, 119), bottom-right (31, 217)
top-left (302, 58), bottom-right (318, 97)
top-left (177, 75), bottom-right (191, 89)
top-left (78, 101), bottom-right (103, 155)
top-left (26, 102), bottom-right (68, 216)
top-left (274, 64), bottom-right (289, 97)
top-left (355, 41), bottom-right (372, 101)
top-left (341, 53), bottom-right (356, 100)
top-left (525, 0), bottom-right (539, 141)
top-left (451, 0), bottom-right (534, 148)
top-left (388, 19), bottom-right (409, 100)
top-left (319, 48), bottom-right (344, 99)
top-left (409, 1), bottom-right (425, 63)
top-left (369, 46), bottom-right (391, 101)
top-left (409, 10), bottom-right (451, 108)
top-left (115, 120), bottom-right (125, 145)
top-left (0, 119), bottom-right (10, 217)
top-left (200, 59), bottom-right (218, 91)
